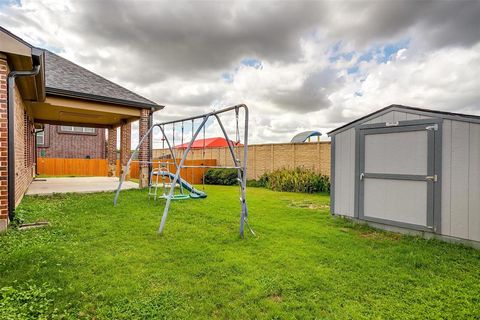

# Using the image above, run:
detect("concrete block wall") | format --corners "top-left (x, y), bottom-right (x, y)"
top-left (153, 142), bottom-right (331, 180)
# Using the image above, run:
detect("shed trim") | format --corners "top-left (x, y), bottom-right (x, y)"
top-left (328, 104), bottom-right (480, 136)
top-left (354, 118), bottom-right (443, 232)
top-left (330, 135), bottom-right (335, 214)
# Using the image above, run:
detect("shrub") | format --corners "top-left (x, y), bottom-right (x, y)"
top-left (246, 179), bottom-right (265, 188)
top-left (204, 168), bottom-right (239, 185)
top-left (258, 168), bottom-right (330, 193)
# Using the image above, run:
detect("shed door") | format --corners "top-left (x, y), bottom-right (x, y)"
top-left (358, 121), bottom-right (441, 231)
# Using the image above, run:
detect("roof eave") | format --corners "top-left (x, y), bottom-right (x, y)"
top-left (45, 87), bottom-right (164, 110)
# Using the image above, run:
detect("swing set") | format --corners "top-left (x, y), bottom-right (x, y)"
top-left (113, 104), bottom-right (252, 237)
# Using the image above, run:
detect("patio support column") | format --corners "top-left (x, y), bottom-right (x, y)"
top-left (0, 55), bottom-right (8, 233)
top-left (120, 121), bottom-right (131, 180)
top-left (138, 109), bottom-right (150, 188)
top-left (107, 127), bottom-right (117, 177)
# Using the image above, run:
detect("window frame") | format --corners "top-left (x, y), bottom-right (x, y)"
top-left (58, 126), bottom-right (97, 135)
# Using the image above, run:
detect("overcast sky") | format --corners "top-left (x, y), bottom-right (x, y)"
top-left (1, 0), bottom-right (479, 145)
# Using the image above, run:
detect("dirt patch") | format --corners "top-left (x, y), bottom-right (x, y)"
top-left (288, 200), bottom-right (329, 210)
top-left (269, 294), bottom-right (283, 303)
top-left (358, 231), bottom-right (402, 241)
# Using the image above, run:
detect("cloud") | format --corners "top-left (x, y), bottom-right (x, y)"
top-left (1, 0), bottom-right (479, 145)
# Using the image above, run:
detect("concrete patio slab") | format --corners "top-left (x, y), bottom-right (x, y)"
top-left (26, 177), bottom-right (138, 196)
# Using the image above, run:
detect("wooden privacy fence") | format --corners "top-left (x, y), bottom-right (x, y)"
top-left (153, 142), bottom-right (331, 180)
top-left (37, 158), bottom-right (109, 176)
top-left (37, 158), bottom-right (216, 184)
top-left (115, 159), bottom-right (216, 184)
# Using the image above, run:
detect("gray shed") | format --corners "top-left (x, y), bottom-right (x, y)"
top-left (328, 104), bottom-right (480, 246)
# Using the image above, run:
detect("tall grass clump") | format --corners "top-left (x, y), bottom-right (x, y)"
top-left (258, 168), bottom-right (330, 193)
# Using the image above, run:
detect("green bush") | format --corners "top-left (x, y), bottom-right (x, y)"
top-left (246, 179), bottom-right (265, 188)
top-left (257, 168), bottom-right (330, 193)
top-left (204, 168), bottom-right (239, 185)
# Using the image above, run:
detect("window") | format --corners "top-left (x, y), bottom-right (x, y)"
top-left (60, 126), bottom-right (95, 133)
top-left (36, 130), bottom-right (44, 146)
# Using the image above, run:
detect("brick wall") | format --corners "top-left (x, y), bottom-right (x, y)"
top-left (37, 124), bottom-right (106, 159)
top-left (14, 83), bottom-right (35, 207)
top-left (153, 142), bottom-right (331, 180)
top-left (138, 109), bottom-right (150, 188)
top-left (0, 55), bottom-right (8, 230)
top-left (0, 55), bottom-right (37, 230)
top-left (107, 127), bottom-right (117, 176)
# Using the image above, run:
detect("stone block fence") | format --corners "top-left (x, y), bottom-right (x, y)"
top-left (152, 142), bottom-right (331, 180)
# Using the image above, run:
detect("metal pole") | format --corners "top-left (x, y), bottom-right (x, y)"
top-left (240, 106), bottom-right (249, 237)
top-left (158, 115), bottom-right (210, 234)
top-left (213, 105), bottom-right (249, 237)
top-left (114, 123), bottom-right (159, 205)
top-left (114, 104), bottom-right (251, 238)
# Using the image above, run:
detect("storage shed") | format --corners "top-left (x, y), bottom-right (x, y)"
top-left (328, 104), bottom-right (480, 246)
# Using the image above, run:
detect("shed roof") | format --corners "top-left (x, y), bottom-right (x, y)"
top-left (328, 104), bottom-right (480, 136)
top-left (290, 131), bottom-right (322, 143)
top-left (44, 50), bottom-right (161, 109)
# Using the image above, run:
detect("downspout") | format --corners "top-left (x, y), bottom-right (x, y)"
top-left (7, 64), bottom-right (41, 220)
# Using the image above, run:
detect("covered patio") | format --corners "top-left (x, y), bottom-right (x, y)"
top-left (30, 50), bottom-right (164, 188)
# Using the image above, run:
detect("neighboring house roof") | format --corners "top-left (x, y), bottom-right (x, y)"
top-left (44, 50), bottom-right (161, 109)
top-left (328, 104), bottom-right (480, 136)
top-left (175, 137), bottom-right (242, 149)
top-left (290, 131), bottom-right (322, 143)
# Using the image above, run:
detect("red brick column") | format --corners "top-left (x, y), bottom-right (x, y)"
top-left (119, 122), bottom-right (131, 180)
top-left (107, 127), bottom-right (117, 177)
top-left (138, 109), bottom-right (150, 188)
top-left (0, 55), bottom-right (9, 232)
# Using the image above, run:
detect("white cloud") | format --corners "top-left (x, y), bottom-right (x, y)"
top-left (1, 0), bottom-right (479, 146)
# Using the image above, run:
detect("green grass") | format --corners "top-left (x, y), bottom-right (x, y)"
top-left (1, 186), bottom-right (479, 319)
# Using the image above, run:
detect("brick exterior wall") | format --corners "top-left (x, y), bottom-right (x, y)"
top-left (138, 109), bottom-right (150, 188)
top-left (14, 84), bottom-right (35, 207)
top-left (0, 55), bottom-right (8, 231)
top-left (120, 122), bottom-right (131, 179)
top-left (0, 55), bottom-right (37, 231)
top-left (37, 124), bottom-right (106, 159)
top-left (107, 127), bottom-right (117, 176)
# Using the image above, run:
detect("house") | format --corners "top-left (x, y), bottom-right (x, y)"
top-left (328, 104), bottom-right (480, 247)
top-left (37, 124), bottom-right (106, 159)
top-left (0, 27), bottom-right (164, 232)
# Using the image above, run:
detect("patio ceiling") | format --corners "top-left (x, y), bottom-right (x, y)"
top-left (26, 95), bottom-right (144, 128)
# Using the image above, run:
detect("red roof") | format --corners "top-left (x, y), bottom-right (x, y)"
top-left (175, 137), bottom-right (242, 149)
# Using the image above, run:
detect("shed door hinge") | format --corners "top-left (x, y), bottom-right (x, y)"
top-left (425, 124), bottom-right (438, 131)
top-left (425, 174), bottom-right (438, 182)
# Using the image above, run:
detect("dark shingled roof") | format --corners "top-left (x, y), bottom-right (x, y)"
top-left (44, 50), bottom-right (161, 109)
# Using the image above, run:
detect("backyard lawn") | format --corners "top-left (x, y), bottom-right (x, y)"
top-left (1, 185), bottom-right (479, 319)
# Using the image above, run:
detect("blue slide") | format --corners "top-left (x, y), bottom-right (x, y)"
top-left (155, 171), bottom-right (207, 199)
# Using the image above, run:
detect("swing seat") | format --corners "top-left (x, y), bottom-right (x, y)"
top-left (158, 194), bottom-right (190, 200)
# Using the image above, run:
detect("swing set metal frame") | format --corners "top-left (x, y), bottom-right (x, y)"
top-left (113, 104), bottom-right (250, 237)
